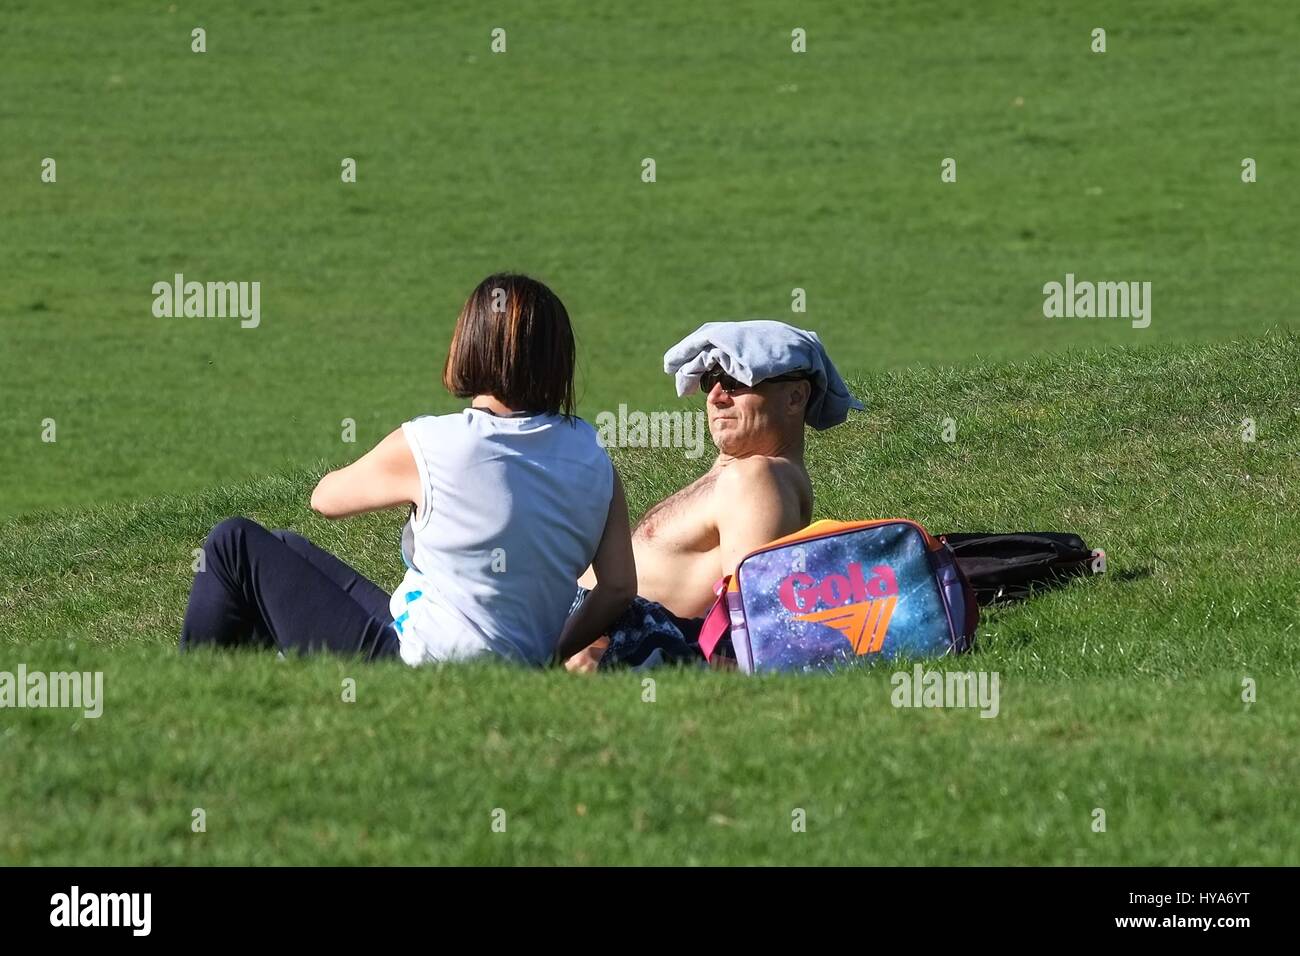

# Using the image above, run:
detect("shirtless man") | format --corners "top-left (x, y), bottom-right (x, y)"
top-left (567, 366), bottom-right (815, 669)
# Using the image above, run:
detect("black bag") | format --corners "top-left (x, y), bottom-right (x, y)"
top-left (939, 532), bottom-right (1099, 605)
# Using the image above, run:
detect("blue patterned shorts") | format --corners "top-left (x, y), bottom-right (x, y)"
top-left (568, 587), bottom-right (706, 670)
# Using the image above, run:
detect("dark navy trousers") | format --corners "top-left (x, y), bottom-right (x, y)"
top-left (180, 516), bottom-right (401, 660)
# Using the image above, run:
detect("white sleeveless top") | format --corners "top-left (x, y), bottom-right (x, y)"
top-left (390, 408), bottom-right (613, 666)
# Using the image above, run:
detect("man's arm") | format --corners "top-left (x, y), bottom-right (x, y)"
top-left (310, 427), bottom-right (421, 519)
top-left (715, 458), bottom-right (805, 576)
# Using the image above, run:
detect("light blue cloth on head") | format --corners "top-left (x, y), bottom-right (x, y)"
top-left (663, 320), bottom-right (865, 430)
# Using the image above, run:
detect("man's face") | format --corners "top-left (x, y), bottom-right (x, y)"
top-left (704, 375), bottom-right (807, 456)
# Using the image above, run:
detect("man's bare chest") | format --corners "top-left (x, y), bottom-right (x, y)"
top-left (633, 471), bottom-right (719, 551)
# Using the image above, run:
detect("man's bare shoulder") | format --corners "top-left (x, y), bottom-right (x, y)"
top-left (715, 454), bottom-right (807, 493)
top-left (713, 455), bottom-right (811, 520)
top-left (711, 455), bottom-right (814, 568)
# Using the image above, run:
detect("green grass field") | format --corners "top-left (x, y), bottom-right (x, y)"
top-left (2, 1), bottom-right (1298, 864)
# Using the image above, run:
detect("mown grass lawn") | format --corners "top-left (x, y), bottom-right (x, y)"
top-left (2, 335), bottom-right (1296, 864)
top-left (3, 0), bottom-right (1297, 867)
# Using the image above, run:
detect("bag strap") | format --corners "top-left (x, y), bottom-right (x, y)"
top-left (697, 575), bottom-right (732, 662)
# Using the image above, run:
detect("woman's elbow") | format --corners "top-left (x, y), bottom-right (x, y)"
top-left (309, 479), bottom-right (340, 518)
top-left (605, 575), bottom-right (638, 606)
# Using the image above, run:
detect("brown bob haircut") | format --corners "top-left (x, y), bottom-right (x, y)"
top-left (442, 273), bottom-right (576, 416)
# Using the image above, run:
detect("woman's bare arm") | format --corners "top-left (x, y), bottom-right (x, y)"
top-left (555, 469), bottom-right (637, 664)
top-left (310, 427), bottom-right (421, 519)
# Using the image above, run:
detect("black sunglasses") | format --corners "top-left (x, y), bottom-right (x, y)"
top-left (700, 368), bottom-right (808, 395)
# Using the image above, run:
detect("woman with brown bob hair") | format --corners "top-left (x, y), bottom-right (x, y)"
top-left (180, 274), bottom-right (636, 666)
